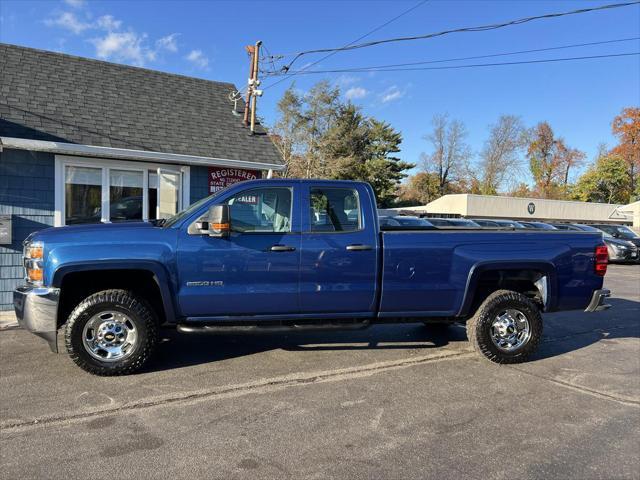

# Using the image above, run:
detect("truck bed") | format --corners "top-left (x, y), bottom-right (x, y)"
top-left (379, 230), bottom-right (604, 317)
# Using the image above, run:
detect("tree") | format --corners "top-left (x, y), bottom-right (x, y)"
top-left (322, 104), bottom-right (413, 206)
top-left (573, 154), bottom-right (631, 204)
top-left (611, 107), bottom-right (640, 198)
top-left (421, 114), bottom-right (471, 196)
top-left (321, 103), bottom-right (370, 179)
top-left (525, 122), bottom-right (583, 199)
top-left (526, 122), bottom-right (561, 198)
top-left (556, 140), bottom-right (586, 187)
top-left (271, 86), bottom-right (304, 178)
top-left (477, 115), bottom-right (526, 195)
top-left (300, 81), bottom-right (341, 178)
top-left (398, 172), bottom-right (441, 205)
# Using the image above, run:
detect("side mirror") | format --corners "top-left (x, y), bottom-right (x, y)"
top-left (205, 204), bottom-right (231, 238)
top-left (191, 204), bottom-right (231, 237)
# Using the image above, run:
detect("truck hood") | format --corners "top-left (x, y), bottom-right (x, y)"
top-left (27, 222), bottom-right (156, 244)
top-left (604, 237), bottom-right (636, 248)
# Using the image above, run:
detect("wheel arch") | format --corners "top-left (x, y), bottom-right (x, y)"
top-left (457, 261), bottom-right (558, 317)
top-left (53, 260), bottom-right (177, 328)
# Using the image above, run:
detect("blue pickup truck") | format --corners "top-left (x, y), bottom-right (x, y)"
top-left (14, 179), bottom-right (611, 375)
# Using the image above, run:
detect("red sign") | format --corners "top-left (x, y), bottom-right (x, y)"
top-left (208, 167), bottom-right (260, 194)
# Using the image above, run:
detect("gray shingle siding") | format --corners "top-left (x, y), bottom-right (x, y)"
top-left (0, 149), bottom-right (55, 310)
top-left (190, 166), bottom-right (210, 204)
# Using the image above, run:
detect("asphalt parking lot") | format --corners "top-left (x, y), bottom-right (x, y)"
top-left (1, 265), bottom-right (639, 480)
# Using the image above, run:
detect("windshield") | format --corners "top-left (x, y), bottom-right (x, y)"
top-left (533, 222), bottom-right (557, 230)
top-left (395, 216), bottom-right (433, 227)
top-left (599, 225), bottom-right (639, 239)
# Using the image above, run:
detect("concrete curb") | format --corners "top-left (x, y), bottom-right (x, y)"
top-left (0, 311), bottom-right (19, 330)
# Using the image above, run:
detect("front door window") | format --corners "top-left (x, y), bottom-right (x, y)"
top-left (226, 188), bottom-right (292, 233)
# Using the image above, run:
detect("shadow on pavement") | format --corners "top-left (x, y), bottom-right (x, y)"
top-left (143, 298), bottom-right (639, 373)
top-left (148, 323), bottom-right (466, 373)
top-left (533, 297), bottom-right (640, 361)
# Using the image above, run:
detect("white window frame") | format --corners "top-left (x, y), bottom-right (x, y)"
top-left (54, 155), bottom-right (190, 227)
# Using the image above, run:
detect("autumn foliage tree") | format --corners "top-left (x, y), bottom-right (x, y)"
top-left (526, 122), bottom-right (585, 199)
top-left (611, 107), bottom-right (640, 198)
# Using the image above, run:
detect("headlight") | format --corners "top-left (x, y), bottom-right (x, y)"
top-left (24, 242), bottom-right (44, 285)
top-left (614, 244), bottom-right (628, 251)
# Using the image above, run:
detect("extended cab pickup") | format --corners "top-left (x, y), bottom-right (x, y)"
top-left (14, 179), bottom-right (611, 375)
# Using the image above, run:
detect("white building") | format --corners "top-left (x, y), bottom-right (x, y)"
top-left (394, 194), bottom-right (632, 226)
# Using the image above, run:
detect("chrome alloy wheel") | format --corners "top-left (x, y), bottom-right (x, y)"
top-left (489, 309), bottom-right (531, 352)
top-left (82, 311), bottom-right (138, 362)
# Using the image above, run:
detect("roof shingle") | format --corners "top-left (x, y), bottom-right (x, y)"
top-left (0, 43), bottom-right (283, 166)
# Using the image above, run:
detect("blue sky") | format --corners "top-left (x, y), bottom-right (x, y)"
top-left (1, 0), bottom-right (639, 184)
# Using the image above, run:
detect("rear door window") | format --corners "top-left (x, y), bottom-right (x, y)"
top-left (309, 188), bottom-right (361, 232)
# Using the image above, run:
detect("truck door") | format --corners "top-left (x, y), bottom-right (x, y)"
top-left (299, 184), bottom-right (379, 316)
top-left (176, 184), bottom-right (300, 318)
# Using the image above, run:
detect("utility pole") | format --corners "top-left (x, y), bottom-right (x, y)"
top-left (242, 40), bottom-right (262, 134)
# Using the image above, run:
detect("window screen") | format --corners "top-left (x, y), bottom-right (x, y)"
top-left (226, 188), bottom-right (292, 233)
top-left (310, 188), bottom-right (361, 232)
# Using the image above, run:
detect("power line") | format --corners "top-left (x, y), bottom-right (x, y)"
top-left (261, 0), bottom-right (430, 91)
top-left (276, 1), bottom-right (640, 73)
top-left (268, 37), bottom-right (640, 76)
top-left (266, 52), bottom-right (639, 75)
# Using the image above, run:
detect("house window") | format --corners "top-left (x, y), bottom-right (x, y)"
top-left (56, 156), bottom-right (189, 226)
top-left (109, 169), bottom-right (144, 222)
top-left (65, 166), bottom-right (102, 225)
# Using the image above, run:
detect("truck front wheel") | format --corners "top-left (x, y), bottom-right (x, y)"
top-left (467, 290), bottom-right (542, 364)
top-left (64, 289), bottom-right (158, 375)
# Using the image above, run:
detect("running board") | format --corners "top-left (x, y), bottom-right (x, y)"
top-left (177, 320), bottom-right (371, 334)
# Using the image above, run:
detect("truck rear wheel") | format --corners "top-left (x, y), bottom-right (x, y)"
top-left (467, 290), bottom-right (542, 364)
top-left (64, 289), bottom-right (157, 375)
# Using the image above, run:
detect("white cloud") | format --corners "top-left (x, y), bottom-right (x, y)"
top-left (380, 86), bottom-right (404, 103)
top-left (44, 11), bottom-right (91, 34)
top-left (64, 0), bottom-right (85, 8)
top-left (345, 86), bottom-right (368, 100)
top-left (44, 5), bottom-right (185, 68)
top-left (96, 15), bottom-right (122, 31)
top-left (186, 49), bottom-right (209, 69)
top-left (156, 33), bottom-right (179, 52)
top-left (337, 75), bottom-right (359, 86)
top-left (92, 31), bottom-right (154, 66)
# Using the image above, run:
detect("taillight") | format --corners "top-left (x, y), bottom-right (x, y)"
top-left (595, 245), bottom-right (608, 276)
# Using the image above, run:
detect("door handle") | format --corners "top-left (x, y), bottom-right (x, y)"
top-left (270, 244), bottom-right (296, 252)
top-left (346, 244), bottom-right (373, 251)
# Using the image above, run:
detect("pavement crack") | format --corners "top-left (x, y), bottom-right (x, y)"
top-left (506, 365), bottom-right (640, 407)
top-left (0, 349), bottom-right (473, 433)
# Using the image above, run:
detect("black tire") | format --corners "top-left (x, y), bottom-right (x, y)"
top-left (466, 289), bottom-right (542, 364)
top-left (64, 289), bottom-right (157, 375)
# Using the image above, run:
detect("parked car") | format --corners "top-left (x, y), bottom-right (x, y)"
top-left (587, 224), bottom-right (640, 249)
top-left (470, 218), bottom-right (527, 229)
top-left (14, 179), bottom-right (611, 375)
top-left (552, 223), bottom-right (582, 231)
top-left (473, 219), bottom-right (501, 228)
top-left (379, 215), bottom-right (435, 229)
top-left (554, 224), bottom-right (638, 264)
top-left (519, 221), bottom-right (558, 230)
top-left (427, 218), bottom-right (482, 228)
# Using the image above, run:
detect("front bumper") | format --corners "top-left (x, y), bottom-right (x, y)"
top-left (13, 285), bottom-right (60, 352)
top-left (584, 289), bottom-right (611, 312)
top-left (609, 248), bottom-right (639, 263)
